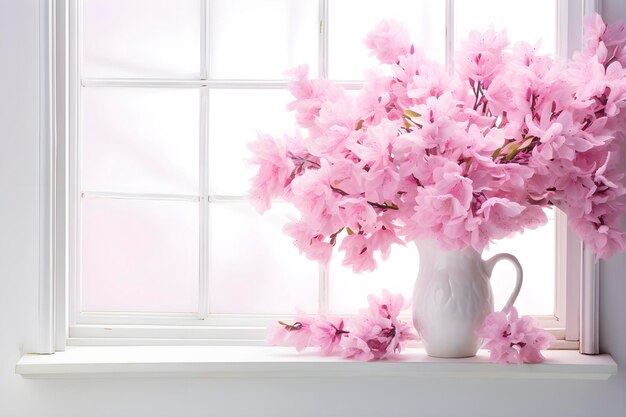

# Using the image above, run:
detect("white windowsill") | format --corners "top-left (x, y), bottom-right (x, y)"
top-left (16, 346), bottom-right (617, 380)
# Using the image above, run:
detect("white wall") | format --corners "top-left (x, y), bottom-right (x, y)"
top-left (1, 1), bottom-right (625, 416)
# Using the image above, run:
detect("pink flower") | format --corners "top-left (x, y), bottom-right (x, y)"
top-left (338, 197), bottom-right (378, 234)
top-left (310, 317), bottom-right (349, 355)
top-left (367, 290), bottom-right (407, 320)
top-left (478, 307), bottom-right (554, 364)
top-left (519, 328), bottom-right (556, 363)
top-left (473, 198), bottom-right (525, 243)
top-left (456, 28), bottom-right (509, 86)
top-left (283, 220), bottom-right (334, 265)
top-left (364, 20), bottom-right (410, 64)
top-left (407, 61), bottom-right (459, 102)
top-left (603, 19), bottom-right (626, 47)
top-left (357, 70), bottom-right (394, 125)
top-left (569, 212), bottom-right (626, 260)
top-left (583, 13), bottom-right (607, 54)
top-left (338, 233), bottom-right (377, 273)
top-left (484, 75), bottom-right (516, 115)
top-left (363, 166), bottom-right (401, 202)
top-left (602, 62), bottom-right (626, 117)
top-left (267, 311), bottom-right (315, 352)
top-left (412, 93), bottom-right (468, 151)
top-left (304, 94), bottom-right (359, 158)
top-left (289, 160), bottom-right (343, 235)
top-left (341, 314), bottom-right (397, 361)
top-left (247, 133), bottom-right (294, 212)
top-left (286, 65), bottom-right (342, 130)
top-left (411, 162), bottom-right (475, 247)
top-left (341, 336), bottom-right (375, 361)
top-left (346, 119), bottom-right (398, 170)
top-left (369, 226), bottom-right (404, 260)
top-left (526, 108), bottom-right (594, 164)
top-left (344, 291), bottom-right (416, 360)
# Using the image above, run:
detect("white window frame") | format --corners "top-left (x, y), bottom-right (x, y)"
top-left (38, 0), bottom-right (601, 353)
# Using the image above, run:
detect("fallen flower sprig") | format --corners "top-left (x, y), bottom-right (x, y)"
top-left (478, 307), bottom-right (555, 364)
top-left (268, 291), bottom-right (416, 360)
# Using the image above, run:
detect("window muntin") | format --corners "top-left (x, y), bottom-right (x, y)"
top-left (70, 0), bottom-right (567, 343)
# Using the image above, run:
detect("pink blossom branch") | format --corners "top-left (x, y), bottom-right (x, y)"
top-left (268, 291), bottom-right (416, 360)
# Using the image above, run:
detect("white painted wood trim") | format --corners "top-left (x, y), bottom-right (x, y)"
top-left (64, 337), bottom-right (580, 350)
top-left (583, 0), bottom-right (601, 17)
top-left (53, 0), bottom-right (69, 353)
top-left (580, 245), bottom-right (600, 354)
top-left (81, 77), bottom-right (366, 89)
top-left (198, 88), bottom-right (210, 319)
top-left (316, 0), bottom-right (330, 310)
top-left (66, 0), bottom-right (81, 342)
top-left (445, 0), bottom-right (454, 75)
top-left (65, 311), bottom-right (572, 348)
top-left (564, 220), bottom-right (582, 342)
top-left (579, 0), bottom-right (601, 355)
top-left (554, 210), bottom-right (567, 328)
top-left (15, 346), bottom-right (616, 380)
top-left (37, 0), bottom-right (57, 355)
top-left (318, 0), bottom-right (328, 79)
top-left (556, 0), bottom-right (569, 61)
top-left (198, 0), bottom-right (209, 320)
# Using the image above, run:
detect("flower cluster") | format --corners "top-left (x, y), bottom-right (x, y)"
top-left (268, 291), bottom-right (416, 360)
top-left (477, 307), bottom-right (554, 364)
top-left (249, 15), bottom-right (626, 272)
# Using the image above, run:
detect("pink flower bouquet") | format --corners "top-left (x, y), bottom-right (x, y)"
top-left (249, 15), bottom-right (626, 272)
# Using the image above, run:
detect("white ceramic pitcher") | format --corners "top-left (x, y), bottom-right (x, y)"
top-left (412, 240), bottom-right (523, 358)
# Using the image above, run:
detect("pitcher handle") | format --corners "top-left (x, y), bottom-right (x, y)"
top-left (483, 253), bottom-right (523, 313)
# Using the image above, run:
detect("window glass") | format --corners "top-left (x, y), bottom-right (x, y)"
top-left (328, 0), bottom-right (446, 80)
top-left (486, 211), bottom-right (556, 316)
top-left (329, 242), bottom-right (416, 314)
top-left (83, 0), bottom-right (202, 78)
top-left (208, 89), bottom-right (295, 196)
top-left (81, 198), bottom-right (199, 313)
top-left (82, 87), bottom-right (200, 195)
top-left (455, 0), bottom-right (557, 54)
top-left (208, 202), bottom-right (319, 314)
top-left (209, 0), bottom-right (319, 79)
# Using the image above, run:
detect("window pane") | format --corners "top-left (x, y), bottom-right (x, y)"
top-left (82, 87), bottom-right (200, 195)
top-left (81, 198), bottom-right (199, 313)
top-left (328, 0), bottom-right (446, 80)
top-left (83, 0), bottom-right (202, 78)
top-left (208, 202), bottom-right (318, 314)
top-left (209, 0), bottom-right (319, 79)
top-left (208, 89), bottom-right (295, 196)
top-left (329, 242), bottom-right (416, 314)
top-left (485, 211), bottom-right (556, 316)
top-left (455, 0), bottom-right (557, 55)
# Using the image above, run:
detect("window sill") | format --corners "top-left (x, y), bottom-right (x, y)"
top-left (16, 346), bottom-right (617, 380)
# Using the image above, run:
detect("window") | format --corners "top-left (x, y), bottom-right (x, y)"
top-left (63, 0), bottom-right (580, 347)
